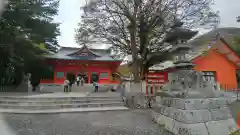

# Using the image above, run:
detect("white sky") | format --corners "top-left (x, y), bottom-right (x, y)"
top-left (54, 0), bottom-right (240, 48)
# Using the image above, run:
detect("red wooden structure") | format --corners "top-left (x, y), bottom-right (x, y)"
top-left (193, 37), bottom-right (240, 90)
top-left (145, 70), bottom-right (168, 95)
top-left (41, 45), bottom-right (121, 84)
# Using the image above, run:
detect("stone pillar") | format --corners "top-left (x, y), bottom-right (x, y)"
top-left (28, 80), bottom-right (32, 93)
top-left (123, 81), bottom-right (148, 108)
top-left (141, 81), bottom-right (146, 94)
top-left (16, 73), bottom-right (31, 92)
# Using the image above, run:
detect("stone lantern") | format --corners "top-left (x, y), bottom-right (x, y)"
top-left (151, 20), bottom-right (239, 135)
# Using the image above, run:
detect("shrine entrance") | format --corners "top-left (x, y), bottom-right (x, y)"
top-left (90, 72), bottom-right (99, 83)
top-left (236, 70), bottom-right (240, 89)
top-left (77, 72), bottom-right (88, 83)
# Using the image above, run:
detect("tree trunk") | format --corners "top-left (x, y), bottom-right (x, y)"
top-left (131, 60), bottom-right (141, 83)
top-left (129, 4), bottom-right (141, 83)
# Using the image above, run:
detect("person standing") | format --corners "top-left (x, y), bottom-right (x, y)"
top-left (94, 81), bottom-right (99, 92)
top-left (68, 82), bottom-right (73, 92)
top-left (63, 78), bottom-right (69, 92)
top-left (80, 77), bottom-right (84, 86)
top-left (76, 76), bottom-right (80, 86)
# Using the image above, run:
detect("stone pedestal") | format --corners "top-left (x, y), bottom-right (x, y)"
top-left (152, 97), bottom-right (238, 135)
top-left (122, 82), bottom-right (147, 108)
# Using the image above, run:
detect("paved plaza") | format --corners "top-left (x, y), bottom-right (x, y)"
top-left (1, 110), bottom-right (173, 135)
top-left (40, 84), bottom-right (116, 93)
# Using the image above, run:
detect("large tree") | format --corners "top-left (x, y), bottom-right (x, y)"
top-left (0, 0), bottom-right (60, 89)
top-left (76, 0), bottom-right (219, 81)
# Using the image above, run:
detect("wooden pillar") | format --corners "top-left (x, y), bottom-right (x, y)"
top-left (88, 71), bottom-right (91, 83)
top-left (146, 72), bottom-right (148, 95)
top-left (108, 70), bottom-right (111, 83)
top-left (164, 72), bottom-right (168, 83)
top-left (53, 64), bottom-right (57, 84)
top-left (53, 71), bottom-right (56, 84)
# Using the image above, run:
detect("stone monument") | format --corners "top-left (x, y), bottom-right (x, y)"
top-left (152, 45), bottom-right (239, 135)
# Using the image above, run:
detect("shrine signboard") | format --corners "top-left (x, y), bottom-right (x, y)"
top-left (145, 70), bottom-right (168, 95)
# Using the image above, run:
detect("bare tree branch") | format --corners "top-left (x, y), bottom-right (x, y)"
top-left (75, 0), bottom-right (219, 80)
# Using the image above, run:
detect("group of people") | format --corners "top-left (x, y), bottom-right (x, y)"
top-left (63, 76), bottom-right (84, 92)
top-left (63, 75), bottom-right (99, 92)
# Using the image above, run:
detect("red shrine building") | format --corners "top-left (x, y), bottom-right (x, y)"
top-left (144, 36), bottom-right (240, 91)
top-left (192, 37), bottom-right (240, 90)
top-left (40, 45), bottom-right (121, 84)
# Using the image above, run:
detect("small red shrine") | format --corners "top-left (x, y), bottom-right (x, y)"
top-left (41, 45), bottom-right (121, 84)
top-left (145, 64), bottom-right (170, 95)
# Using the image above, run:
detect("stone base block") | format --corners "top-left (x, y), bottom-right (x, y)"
top-left (125, 92), bottom-right (147, 108)
top-left (154, 113), bottom-right (209, 135)
top-left (206, 119), bottom-right (238, 135)
top-left (153, 104), bottom-right (232, 123)
top-left (153, 113), bottom-right (238, 135)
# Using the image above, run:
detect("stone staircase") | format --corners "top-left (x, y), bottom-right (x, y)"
top-left (0, 93), bottom-right (128, 113)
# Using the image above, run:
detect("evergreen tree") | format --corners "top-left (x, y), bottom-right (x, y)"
top-left (0, 0), bottom-right (60, 90)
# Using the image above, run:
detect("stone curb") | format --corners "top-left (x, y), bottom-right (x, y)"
top-left (0, 107), bottom-right (129, 114)
top-left (0, 92), bottom-right (90, 98)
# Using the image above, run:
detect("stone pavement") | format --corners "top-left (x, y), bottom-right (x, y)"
top-left (1, 110), bottom-right (173, 135)
top-left (22, 92), bottom-right (89, 98)
top-left (40, 84), bottom-right (115, 93)
top-left (0, 107), bottom-right (128, 114)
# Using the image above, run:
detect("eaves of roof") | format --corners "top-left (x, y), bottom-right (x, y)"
top-left (44, 55), bottom-right (121, 62)
top-left (191, 37), bottom-right (240, 68)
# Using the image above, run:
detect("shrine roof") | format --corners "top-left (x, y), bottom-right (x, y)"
top-left (192, 36), bottom-right (240, 68)
top-left (45, 46), bottom-right (120, 62)
top-left (56, 46), bottom-right (110, 56)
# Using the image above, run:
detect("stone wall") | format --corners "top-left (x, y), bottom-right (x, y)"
top-left (152, 97), bottom-right (238, 135)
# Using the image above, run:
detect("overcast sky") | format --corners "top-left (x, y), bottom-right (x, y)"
top-left (54, 0), bottom-right (240, 48)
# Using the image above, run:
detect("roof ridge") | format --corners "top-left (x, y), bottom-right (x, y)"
top-left (60, 46), bottom-right (109, 50)
top-left (67, 45), bottom-right (100, 57)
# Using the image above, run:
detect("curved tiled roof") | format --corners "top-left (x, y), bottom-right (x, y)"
top-left (45, 46), bottom-right (120, 62)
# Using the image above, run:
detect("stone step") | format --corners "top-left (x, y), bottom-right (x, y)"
top-left (0, 106), bottom-right (129, 113)
top-left (0, 96), bottom-right (122, 101)
top-left (0, 102), bottom-right (125, 110)
top-left (0, 99), bottom-right (123, 104)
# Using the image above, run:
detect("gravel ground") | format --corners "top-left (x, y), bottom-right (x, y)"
top-left (2, 110), bottom-right (173, 135)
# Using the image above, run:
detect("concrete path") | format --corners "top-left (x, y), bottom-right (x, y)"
top-left (1, 109), bottom-right (173, 135)
top-left (0, 114), bottom-right (16, 135)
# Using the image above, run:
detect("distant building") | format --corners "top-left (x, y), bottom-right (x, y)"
top-left (148, 36), bottom-right (240, 90)
top-left (41, 45), bottom-right (121, 84)
top-left (192, 36), bottom-right (240, 90)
